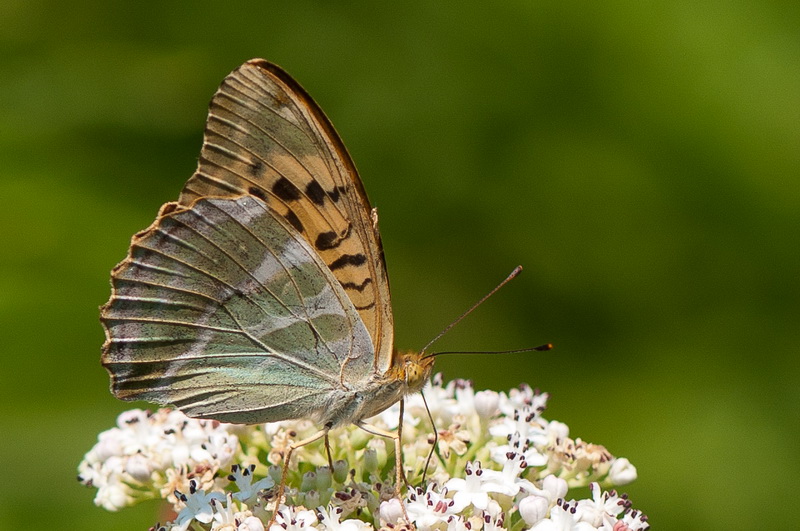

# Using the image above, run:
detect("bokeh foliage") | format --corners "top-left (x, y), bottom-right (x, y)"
top-left (1, 1), bottom-right (798, 529)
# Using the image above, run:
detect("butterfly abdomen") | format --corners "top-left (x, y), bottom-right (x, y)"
top-left (314, 376), bottom-right (407, 427)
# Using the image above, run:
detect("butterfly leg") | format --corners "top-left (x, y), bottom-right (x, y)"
top-left (420, 389), bottom-right (439, 484)
top-left (323, 432), bottom-right (334, 469)
top-left (267, 426), bottom-right (330, 530)
top-left (357, 402), bottom-right (411, 526)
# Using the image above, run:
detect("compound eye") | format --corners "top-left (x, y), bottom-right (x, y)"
top-left (406, 362), bottom-right (422, 386)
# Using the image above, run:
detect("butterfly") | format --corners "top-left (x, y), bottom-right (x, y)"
top-left (100, 59), bottom-right (434, 517)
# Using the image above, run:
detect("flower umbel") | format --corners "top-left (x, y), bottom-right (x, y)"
top-left (79, 377), bottom-right (648, 530)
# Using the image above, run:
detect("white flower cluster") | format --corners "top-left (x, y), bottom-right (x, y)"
top-left (77, 408), bottom-right (241, 510)
top-left (79, 377), bottom-right (649, 530)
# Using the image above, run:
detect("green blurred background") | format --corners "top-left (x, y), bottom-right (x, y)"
top-left (2, 1), bottom-right (798, 529)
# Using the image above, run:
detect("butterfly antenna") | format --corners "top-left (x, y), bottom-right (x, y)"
top-left (419, 265), bottom-right (524, 357)
top-left (423, 344), bottom-right (553, 359)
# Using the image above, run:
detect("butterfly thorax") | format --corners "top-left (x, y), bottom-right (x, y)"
top-left (318, 350), bottom-right (433, 427)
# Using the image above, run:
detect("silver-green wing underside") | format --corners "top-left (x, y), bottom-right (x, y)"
top-left (101, 195), bottom-right (375, 424)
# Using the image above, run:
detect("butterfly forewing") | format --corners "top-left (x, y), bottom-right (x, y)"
top-left (101, 195), bottom-right (376, 424)
top-left (178, 59), bottom-right (393, 371)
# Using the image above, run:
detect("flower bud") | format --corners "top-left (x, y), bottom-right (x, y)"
top-left (125, 454), bottom-right (152, 481)
top-left (268, 464), bottom-right (282, 484)
top-left (316, 465), bottom-right (332, 491)
top-left (332, 459), bottom-right (349, 483)
top-left (608, 457), bottom-right (637, 485)
top-left (379, 498), bottom-right (404, 525)
top-left (301, 471), bottom-right (316, 491)
top-left (519, 495), bottom-right (549, 525)
top-left (474, 390), bottom-right (500, 420)
top-left (363, 448), bottom-right (378, 473)
top-left (303, 489), bottom-right (320, 509)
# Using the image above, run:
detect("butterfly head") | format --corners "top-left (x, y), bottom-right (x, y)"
top-left (394, 350), bottom-right (435, 394)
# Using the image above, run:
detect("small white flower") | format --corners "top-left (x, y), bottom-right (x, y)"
top-left (125, 453), bottom-right (152, 481)
top-left (499, 385), bottom-right (548, 417)
top-left (607, 458), bottom-right (637, 486)
top-left (491, 432), bottom-right (547, 468)
top-left (474, 390), bottom-right (500, 419)
top-left (93, 429), bottom-right (124, 462)
top-left (194, 432), bottom-right (238, 468)
top-left (211, 492), bottom-right (238, 529)
top-left (315, 505), bottom-right (371, 531)
top-left (529, 475), bottom-right (569, 504)
top-left (436, 427), bottom-right (471, 459)
top-left (482, 451), bottom-right (535, 496)
top-left (518, 475), bottom-right (568, 527)
top-left (619, 509), bottom-right (650, 530)
top-left (531, 502), bottom-right (595, 531)
top-left (445, 515), bottom-right (470, 531)
top-left (92, 468), bottom-right (135, 511)
top-left (489, 406), bottom-right (549, 451)
top-left (574, 483), bottom-right (627, 528)
top-left (483, 499), bottom-right (504, 520)
top-left (417, 375), bottom-right (459, 426)
top-left (271, 505), bottom-right (318, 531)
top-left (403, 484), bottom-right (458, 530)
top-left (453, 380), bottom-right (477, 417)
top-left (444, 461), bottom-right (506, 512)
top-left (228, 464), bottom-right (274, 504)
top-left (239, 516), bottom-right (267, 531)
top-left (172, 479), bottom-right (226, 531)
top-left (479, 508), bottom-right (507, 531)
top-left (378, 498), bottom-right (404, 526)
top-left (546, 421), bottom-right (569, 442)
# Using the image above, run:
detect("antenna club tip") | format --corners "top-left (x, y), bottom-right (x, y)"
top-left (509, 265), bottom-right (523, 279)
top-left (535, 343), bottom-right (554, 351)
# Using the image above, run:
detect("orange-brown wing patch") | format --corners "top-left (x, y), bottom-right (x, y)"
top-left (178, 60), bottom-right (393, 369)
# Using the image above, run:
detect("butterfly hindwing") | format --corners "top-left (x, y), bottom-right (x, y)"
top-left (101, 195), bottom-right (375, 424)
top-left (178, 59), bottom-right (393, 371)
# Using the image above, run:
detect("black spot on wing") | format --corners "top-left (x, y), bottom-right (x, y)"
top-left (306, 181), bottom-right (326, 206)
top-left (316, 224), bottom-right (351, 251)
top-left (327, 185), bottom-right (347, 203)
top-left (354, 302), bottom-right (376, 310)
top-left (272, 177), bottom-right (301, 201)
top-left (248, 160), bottom-right (264, 176)
top-left (329, 253), bottom-right (367, 271)
top-left (248, 186), bottom-right (269, 203)
top-left (340, 278), bottom-right (373, 292)
top-left (315, 231), bottom-right (338, 250)
top-left (284, 210), bottom-right (304, 233)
